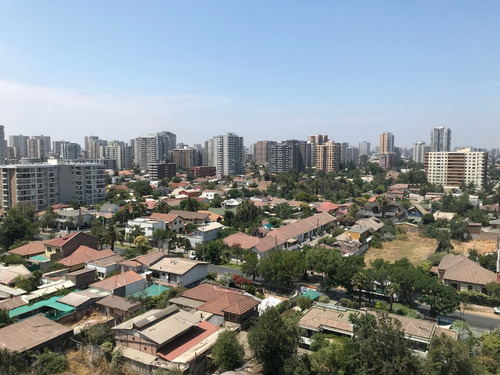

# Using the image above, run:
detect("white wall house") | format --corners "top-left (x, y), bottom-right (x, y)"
top-left (149, 258), bottom-right (208, 287)
top-left (125, 217), bottom-right (166, 238)
top-left (187, 222), bottom-right (225, 247)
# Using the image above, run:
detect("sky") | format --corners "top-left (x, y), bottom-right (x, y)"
top-left (0, 1), bottom-right (499, 150)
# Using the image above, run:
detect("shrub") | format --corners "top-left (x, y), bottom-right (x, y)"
top-left (318, 295), bottom-right (330, 304)
top-left (33, 350), bottom-right (69, 375)
top-left (295, 296), bottom-right (313, 311)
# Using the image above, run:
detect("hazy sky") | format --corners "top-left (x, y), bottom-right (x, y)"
top-left (0, 1), bottom-right (499, 149)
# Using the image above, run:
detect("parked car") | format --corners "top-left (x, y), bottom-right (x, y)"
top-left (494, 307), bottom-right (500, 315)
top-left (189, 251), bottom-right (197, 260)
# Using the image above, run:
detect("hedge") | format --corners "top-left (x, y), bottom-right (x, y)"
top-left (458, 290), bottom-right (500, 307)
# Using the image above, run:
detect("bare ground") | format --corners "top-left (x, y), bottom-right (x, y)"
top-left (364, 233), bottom-right (438, 266)
top-left (365, 232), bottom-right (498, 266)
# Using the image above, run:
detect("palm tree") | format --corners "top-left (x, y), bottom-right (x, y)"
top-left (352, 271), bottom-right (369, 309)
top-left (104, 223), bottom-right (124, 251)
top-left (376, 194), bottom-right (390, 216)
top-left (386, 283), bottom-right (400, 313)
top-left (153, 200), bottom-right (171, 214)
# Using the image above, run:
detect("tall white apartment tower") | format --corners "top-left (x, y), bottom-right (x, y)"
top-left (413, 141), bottom-right (430, 164)
top-left (205, 133), bottom-right (244, 176)
top-left (430, 127), bottom-right (451, 152)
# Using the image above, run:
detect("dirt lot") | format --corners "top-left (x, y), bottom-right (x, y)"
top-left (364, 233), bottom-right (438, 266)
top-left (451, 238), bottom-right (497, 256)
top-left (364, 232), bottom-right (498, 266)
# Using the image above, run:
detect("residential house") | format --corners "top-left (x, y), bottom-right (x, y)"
top-left (86, 254), bottom-right (124, 279)
top-left (299, 305), bottom-right (456, 353)
top-left (125, 217), bottom-right (166, 239)
top-left (223, 212), bottom-right (335, 258)
top-left (0, 315), bottom-right (73, 353)
top-left (436, 254), bottom-right (496, 293)
top-left (43, 231), bottom-right (99, 261)
top-left (96, 295), bottom-right (142, 324)
top-left (149, 213), bottom-right (185, 233)
top-left (149, 258), bottom-right (208, 287)
top-left (168, 210), bottom-right (210, 226)
top-left (360, 201), bottom-right (407, 222)
top-left (179, 283), bottom-right (260, 326)
top-left (8, 241), bottom-right (45, 259)
top-left (113, 305), bottom-right (220, 372)
top-left (58, 246), bottom-right (115, 271)
top-left (119, 251), bottom-right (167, 274)
top-left (89, 270), bottom-right (147, 297)
top-left (187, 222), bottom-right (224, 247)
top-left (56, 208), bottom-right (95, 228)
top-left (63, 268), bottom-right (96, 289)
top-left (0, 265), bottom-right (31, 286)
top-left (200, 190), bottom-right (225, 201)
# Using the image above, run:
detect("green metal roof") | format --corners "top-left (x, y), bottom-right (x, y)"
top-left (133, 284), bottom-right (169, 298)
top-left (9, 296), bottom-right (74, 319)
top-left (302, 290), bottom-right (320, 300)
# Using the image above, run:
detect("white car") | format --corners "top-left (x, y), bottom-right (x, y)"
top-left (189, 252), bottom-right (197, 260)
top-left (494, 307), bottom-right (500, 315)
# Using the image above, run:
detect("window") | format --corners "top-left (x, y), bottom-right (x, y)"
top-left (468, 285), bottom-right (473, 291)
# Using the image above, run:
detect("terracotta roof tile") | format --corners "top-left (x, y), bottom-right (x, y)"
top-left (89, 271), bottom-right (143, 292)
top-left (59, 246), bottom-right (115, 267)
top-left (9, 241), bottom-right (46, 257)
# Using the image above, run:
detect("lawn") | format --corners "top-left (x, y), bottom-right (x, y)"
top-left (364, 232), bottom-right (438, 267)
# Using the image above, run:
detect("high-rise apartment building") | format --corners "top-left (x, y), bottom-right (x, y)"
top-left (425, 148), bottom-right (487, 188)
top-left (135, 132), bottom-right (177, 171)
top-left (104, 141), bottom-right (133, 170)
top-left (171, 147), bottom-right (202, 169)
top-left (270, 142), bottom-right (292, 173)
top-left (430, 127), bottom-right (451, 152)
top-left (9, 134), bottom-right (29, 159)
top-left (255, 141), bottom-right (276, 167)
top-left (359, 141), bottom-right (371, 156)
top-left (308, 135), bottom-right (329, 145)
top-left (345, 146), bottom-right (359, 165)
top-left (316, 141), bottom-right (340, 173)
top-left (0, 125), bottom-right (6, 164)
top-left (205, 133), bottom-right (244, 176)
top-left (379, 132), bottom-right (395, 154)
top-left (0, 159), bottom-right (106, 214)
top-left (413, 142), bottom-right (429, 164)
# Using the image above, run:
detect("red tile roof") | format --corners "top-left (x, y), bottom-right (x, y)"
top-left (9, 241), bottom-right (46, 257)
top-left (182, 283), bottom-right (259, 316)
top-left (89, 271), bottom-right (143, 292)
top-left (157, 320), bottom-right (219, 362)
top-left (223, 232), bottom-right (260, 250)
top-left (59, 246), bottom-right (115, 267)
top-left (43, 232), bottom-right (80, 247)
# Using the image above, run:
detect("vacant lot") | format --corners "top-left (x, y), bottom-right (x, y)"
top-left (365, 232), bottom-right (498, 267)
top-left (365, 233), bottom-right (438, 266)
top-left (451, 239), bottom-right (497, 256)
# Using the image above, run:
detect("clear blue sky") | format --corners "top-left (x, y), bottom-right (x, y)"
top-left (0, 1), bottom-right (499, 149)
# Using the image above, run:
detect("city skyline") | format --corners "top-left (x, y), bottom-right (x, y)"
top-left (0, 1), bottom-right (499, 148)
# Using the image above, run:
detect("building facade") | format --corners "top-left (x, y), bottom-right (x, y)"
top-left (316, 141), bottom-right (340, 173)
top-left (413, 142), bottom-right (429, 164)
top-left (425, 148), bottom-right (488, 188)
top-left (205, 133), bottom-right (244, 176)
top-left (0, 159), bottom-right (106, 214)
top-left (430, 127), bottom-right (451, 152)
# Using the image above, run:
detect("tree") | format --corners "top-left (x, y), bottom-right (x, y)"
top-left (104, 222), bottom-right (124, 251)
top-left (33, 349), bottom-right (69, 375)
top-left (248, 307), bottom-right (301, 374)
top-left (180, 197), bottom-right (200, 212)
top-left (376, 194), bottom-right (390, 216)
top-left (259, 249), bottom-right (304, 287)
top-left (241, 251), bottom-right (260, 281)
top-left (153, 200), bottom-right (171, 214)
top-left (386, 282), bottom-right (400, 313)
top-left (211, 329), bottom-right (245, 371)
top-left (38, 206), bottom-right (58, 232)
top-left (350, 312), bottom-right (422, 375)
top-left (0, 349), bottom-right (29, 375)
top-left (133, 235), bottom-right (150, 255)
top-left (0, 207), bottom-right (39, 251)
top-left (352, 271), bottom-right (370, 309)
top-left (425, 333), bottom-right (480, 375)
top-left (420, 279), bottom-right (460, 317)
top-left (234, 199), bottom-right (261, 229)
